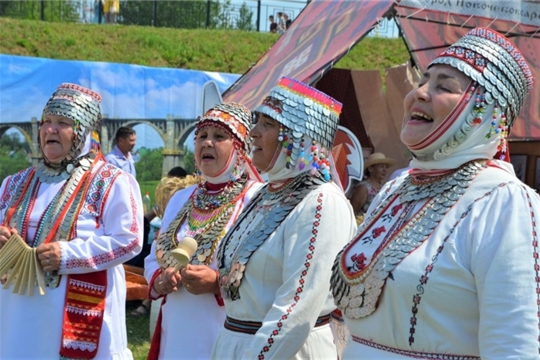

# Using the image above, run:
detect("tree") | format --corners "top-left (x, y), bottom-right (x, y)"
top-left (236, 2), bottom-right (254, 31)
top-left (0, 132), bottom-right (32, 184)
top-left (183, 146), bottom-right (195, 174)
top-left (212, 0), bottom-right (233, 29)
top-left (120, 0), bottom-right (212, 28)
top-left (135, 147), bottom-right (164, 182)
top-left (0, 0), bottom-right (79, 22)
top-left (119, 0), bottom-right (254, 31)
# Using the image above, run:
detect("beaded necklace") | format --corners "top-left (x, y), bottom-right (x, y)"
top-left (156, 176), bottom-right (250, 268)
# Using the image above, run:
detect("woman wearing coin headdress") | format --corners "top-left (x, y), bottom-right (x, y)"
top-left (144, 102), bottom-right (263, 360)
top-left (331, 27), bottom-right (540, 358)
top-left (0, 83), bottom-right (143, 359)
top-left (210, 77), bottom-right (356, 359)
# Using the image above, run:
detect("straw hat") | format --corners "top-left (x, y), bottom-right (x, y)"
top-left (364, 153), bottom-right (396, 169)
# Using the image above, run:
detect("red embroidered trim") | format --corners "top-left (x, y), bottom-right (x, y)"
top-left (148, 269), bottom-right (163, 300)
top-left (3, 168), bottom-right (36, 226)
top-left (64, 239), bottom-right (140, 269)
top-left (258, 193), bottom-right (324, 360)
top-left (129, 186), bottom-right (140, 235)
top-left (351, 335), bottom-right (479, 359)
top-left (408, 183), bottom-right (510, 345)
top-left (60, 271), bottom-right (107, 359)
top-left (214, 270), bottom-right (224, 306)
top-left (147, 295), bottom-right (167, 360)
top-left (523, 189), bottom-right (540, 355)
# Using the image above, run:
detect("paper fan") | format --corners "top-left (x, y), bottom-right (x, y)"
top-left (0, 233), bottom-right (46, 296)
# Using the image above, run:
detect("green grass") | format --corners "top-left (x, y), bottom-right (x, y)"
top-left (0, 17), bottom-right (409, 74)
top-left (126, 301), bottom-right (151, 360)
top-left (139, 180), bottom-right (160, 206)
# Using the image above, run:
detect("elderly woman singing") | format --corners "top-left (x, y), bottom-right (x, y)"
top-left (0, 83), bottom-right (143, 359)
top-left (211, 78), bottom-right (356, 359)
top-left (144, 102), bottom-right (263, 360)
top-left (331, 27), bottom-right (539, 358)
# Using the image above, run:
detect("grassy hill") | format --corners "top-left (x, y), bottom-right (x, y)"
top-left (0, 17), bottom-right (410, 74)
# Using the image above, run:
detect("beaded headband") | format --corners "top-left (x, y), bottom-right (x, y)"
top-left (41, 83), bottom-right (102, 159)
top-left (429, 27), bottom-right (534, 126)
top-left (37, 83), bottom-right (103, 182)
top-left (42, 83), bottom-right (102, 147)
top-left (197, 102), bottom-right (252, 153)
top-left (254, 77), bottom-right (342, 150)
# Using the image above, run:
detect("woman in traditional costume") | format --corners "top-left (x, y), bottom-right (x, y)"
top-left (144, 102), bottom-right (263, 360)
top-left (0, 83), bottom-right (143, 359)
top-left (349, 152), bottom-right (396, 219)
top-left (331, 27), bottom-right (539, 358)
top-left (211, 77), bottom-right (356, 359)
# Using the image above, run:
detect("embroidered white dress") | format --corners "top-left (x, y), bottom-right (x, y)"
top-left (144, 181), bottom-right (261, 360)
top-left (0, 162), bottom-right (143, 359)
top-left (211, 181), bottom-right (356, 360)
top-left (334, 165), bottom-right (540, 359)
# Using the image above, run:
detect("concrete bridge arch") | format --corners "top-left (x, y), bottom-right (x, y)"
top-left (0, 115), bottom-right (197, 177)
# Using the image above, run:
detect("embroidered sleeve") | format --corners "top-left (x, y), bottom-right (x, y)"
top-left (470, 183), bottom-right (540, 356)
top-left (58, 170), bottom-right (143, 273)
top-left (246, 187), bottom-right (356, 359)
top-left (0, 167), bottom-right (33, 216)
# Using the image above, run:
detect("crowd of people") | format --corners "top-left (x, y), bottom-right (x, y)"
top-left (1, 27), bottom-right (539, 359)
top-left (269, 12), bottom-right (292, 34)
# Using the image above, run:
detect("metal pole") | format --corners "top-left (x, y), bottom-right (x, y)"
top-left (41, 0), bottom-right (45, 20)
top-left (153, 0), bottom-right (158, 27)
top-left (206, 0), bottom-right (211, 28)
top-left (98, 0), bottom-right (103, 23)
top-left (256, 0), bottom-right (261, 32)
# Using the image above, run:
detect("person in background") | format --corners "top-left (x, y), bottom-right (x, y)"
top-left (284, 13), bottom-right (292, 30)
top-left (141, 166), bottom-right (189, 227)
top-left (144, 103), bottom-right (263, 360)
top-left (0, 83), bottom-right (143, 359)
top-left (349, 152), bottom-right (395, 220)
top-left (129, 166), bottom-right (191, 317)
top-left (92, 0), bottom-right (104, 24)
top-left (106, 126), bottom-right (137, 177)
top-left (103, 0), bottom-right (119, 24)
top-left (269, 15), bottom-right (278, 33)
top-left (331, 27), bottom-right (539, 358)
top-left (277, 11), bottom-right (286, 34)
top-left (211, 77), bottom-right (356, 359)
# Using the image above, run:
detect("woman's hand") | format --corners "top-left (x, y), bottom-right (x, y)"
top-left (36, 242), bottom-right (61, 272)
top-left (153, 267), bottom-right (182, 295)
top-left (0, 226), bottom-right (18, 250)
top-left (180, 265), bottom-right (219, 295)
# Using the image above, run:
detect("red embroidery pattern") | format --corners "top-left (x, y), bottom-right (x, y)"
top-left (81, 164), bottom-right (118, 216)
top-left (349, 253), bottom-right (367, 272)
top-left (408, 183), bottom-right (508, 345)
top-left (64, 238), bottom-right (140, 269)
top-left (257, 193), bottom-right (323, 360)
top-left (129, 187), bottom-right (140, 235)
top-left (361, 225), bottom-right (387, 244)
top-left (352, 335), bottom-right (480, 360)
top-left (523, 189), bottom-right (540, 355)
top-left (0, 167), bottom-right (32, 211)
